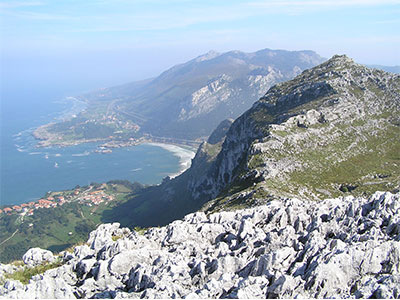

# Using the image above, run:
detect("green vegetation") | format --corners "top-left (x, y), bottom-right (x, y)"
top-left (285, 122), bottom-right (400, 199)
top-left (133, 226), bottom-right (147, 235)
top-left (247, 153), bottom-right (264, 169)
top-left (0, 203), bottom-right (96, 262)
top-left (111, 235), bottom-right (123, 241)
top-left (0, 182), bottom-right (138, 263)
top-left (224, 112), bottom-right (400, 204)
top-left (11, 260), bottom-right (25, 267)
top-left (200, 59), bottom-right (400, 213)
top-left (4, 259), bottom-right (63, 284)
top-left (34, 99), bottom-right (141, 147)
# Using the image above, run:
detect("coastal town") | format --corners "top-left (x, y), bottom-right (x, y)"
top-left (0, 184), bottom-right (115, 217)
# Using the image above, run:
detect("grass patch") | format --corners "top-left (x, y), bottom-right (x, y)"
top-left (111, 235), bottom-right (122, 241)
top-left (11, 260), bottom-right (25, 267)
top-left (280, 121), bottom-right (400, 199)
top-left (4, 259), bottom-right (63, 285)
top-left (248, 153), bottom-right (265, 169)
top-left (133, 227), bottom-right (147, 235)
top-left (273, 130), bottom-right (290, 137)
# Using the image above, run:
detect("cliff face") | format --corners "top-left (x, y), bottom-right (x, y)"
top-left (188, 55), bottom-right (400, 210)
top-left (1, 191), bottom-right (399, 298)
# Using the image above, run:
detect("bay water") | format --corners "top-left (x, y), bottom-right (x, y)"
top-left (0, 88), bottom-right (194, 206)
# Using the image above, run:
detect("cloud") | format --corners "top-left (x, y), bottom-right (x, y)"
top-left (0, 1), bottom-right (73, 21)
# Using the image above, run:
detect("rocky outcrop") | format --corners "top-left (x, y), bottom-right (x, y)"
top-left (1, 191), bottom-right (399, 298)
top-left (22, 248), bottom-right (55, 267)
top-left (189, 55), bottom-right (400, 204)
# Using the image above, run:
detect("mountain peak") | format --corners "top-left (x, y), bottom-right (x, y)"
top-left (317, 54), bottom-right (356, 71)
top-left (194, 50), bottom-right (220, 62)
top-left (330, 54), bottom-right (353, 63)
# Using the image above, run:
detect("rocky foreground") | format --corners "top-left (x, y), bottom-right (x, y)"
top-left (1, 191), bottom-right (399, 299)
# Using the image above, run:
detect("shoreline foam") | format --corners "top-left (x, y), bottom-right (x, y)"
top-left (146, 142), bottom-right (196, 178)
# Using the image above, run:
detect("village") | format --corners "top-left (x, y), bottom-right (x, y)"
top-left (0, 184), bottom-right (115, 217)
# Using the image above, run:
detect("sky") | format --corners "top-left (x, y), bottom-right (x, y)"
top-left (1, 0), bottom-right (400, 95)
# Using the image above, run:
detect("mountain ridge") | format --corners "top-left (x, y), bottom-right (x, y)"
top-left (189, 55), bottom-right (400, 211)
top-left (68, 48), bottom-right (326, 141)
top-left (110, 48), bottom-right (326, 139)
top-left (99, 54), bottom-right (400, 229)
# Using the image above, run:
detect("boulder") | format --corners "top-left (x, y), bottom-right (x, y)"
top-left (22, 248), bottom-right (55, 267)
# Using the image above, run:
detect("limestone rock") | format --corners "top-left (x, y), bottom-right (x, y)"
top-left (22, 248), bottom-right (55, 267)
top-left (1, 191), bottom-right (399, 299)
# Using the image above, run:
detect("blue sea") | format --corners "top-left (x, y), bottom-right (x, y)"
top-left (0, 87), bottom-right (193, 206)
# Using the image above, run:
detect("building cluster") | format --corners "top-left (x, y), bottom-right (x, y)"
top-left (0, 186), bottom-right (115, 217)
top-left (77, 190), bottom-right (114, 206)
top-left (104, 114), bottom-right (140, 132)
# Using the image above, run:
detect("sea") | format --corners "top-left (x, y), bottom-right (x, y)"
top-left (0, 87), bottom-right (195, 207)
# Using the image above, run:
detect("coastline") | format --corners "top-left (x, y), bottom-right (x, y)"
top-left (32, 119), bottom-right (198, 178)
top-left (146, 142), bottom-right (196, 178)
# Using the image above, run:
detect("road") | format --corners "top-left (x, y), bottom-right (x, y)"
top-left (0, 229), bottom-right (19, 247)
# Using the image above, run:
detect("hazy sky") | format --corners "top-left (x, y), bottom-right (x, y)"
top-left (1, 0), bottom-right (399, 94)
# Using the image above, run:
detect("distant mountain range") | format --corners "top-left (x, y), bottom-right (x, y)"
top-left (80, 49), bottom-right (326, 140)
top-left (368, 64), bottom-right (400, 74)
top-left (41, 49), bottom-right (399, 145)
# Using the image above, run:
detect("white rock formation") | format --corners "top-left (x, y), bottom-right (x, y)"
top-left (1, 191), bottom-right (399, 298)
top-left (22, 248), bottom-right (55, 267)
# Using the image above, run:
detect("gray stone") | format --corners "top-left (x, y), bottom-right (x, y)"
top-left (22, 248), bottom-right (55, 267)
top-left (1, 191), bottom-right (399, 299)
top-left (88, 223), bottom-right (122, 251)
